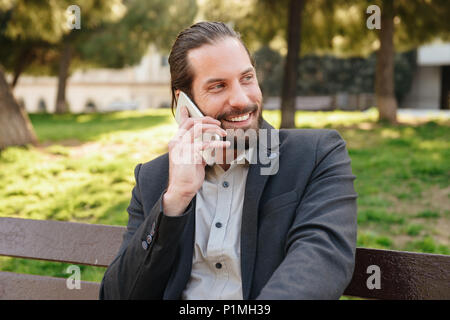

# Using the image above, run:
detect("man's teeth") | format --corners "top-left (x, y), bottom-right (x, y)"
top-left (227, 113), bottom-right (250, 122)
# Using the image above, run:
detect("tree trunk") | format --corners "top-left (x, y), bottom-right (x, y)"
top-left (0, 67), bottom-right (38, 149)
top-left (11, 69), bottom-right (22, 88)
top-left (11, 48), bottom-right (33, 88)
top-left (55, 43), bottom-right (73, 114)
top-left (375, 0), bottom-right (397, 123)
top-left (280, 0), bottom-right (305, 129)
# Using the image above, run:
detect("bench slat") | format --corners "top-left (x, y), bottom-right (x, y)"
top-left (0, 217), bottom-right (125, 267)
top-left (0, 271), bottom-right (99, 300)
top-left (343, 247), bottom-right (450, 299)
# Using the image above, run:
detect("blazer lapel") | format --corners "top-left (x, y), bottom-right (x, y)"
top-left (240, 119), bottom-right (278, 299)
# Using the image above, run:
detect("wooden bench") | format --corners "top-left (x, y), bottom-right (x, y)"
top-left (1, 217), bottom-right (449, 300)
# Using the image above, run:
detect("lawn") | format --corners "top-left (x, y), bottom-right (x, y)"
top-left (0, 107), bottom-right (449, 284)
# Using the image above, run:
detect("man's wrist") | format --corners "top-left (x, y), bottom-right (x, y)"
top-left (162, 188), bottom-right (194, 216)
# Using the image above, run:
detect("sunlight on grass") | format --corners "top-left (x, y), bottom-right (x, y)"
top-left (263, 108), bottom-right (379, 129)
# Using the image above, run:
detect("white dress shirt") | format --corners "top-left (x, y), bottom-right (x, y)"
top-left (181, 148), bottom-right (253, 300)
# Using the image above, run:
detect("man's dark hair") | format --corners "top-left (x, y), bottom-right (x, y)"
top-left (168, 21), bottom-right (254, 115)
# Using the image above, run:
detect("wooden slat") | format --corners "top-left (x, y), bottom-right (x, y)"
top-left (0, 271), bottom-right (100, 300)
top-left (0, 217), bottom-right (125, 267)
top-left (344, 248), bottom-right (450, 299)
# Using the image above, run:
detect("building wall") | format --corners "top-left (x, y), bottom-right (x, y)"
top-left (13, 45), bottom-right (172, 113)
top-left (401, 66), bottom-right (442, 109)
top-left (401, 42), bottom-right (450, 110)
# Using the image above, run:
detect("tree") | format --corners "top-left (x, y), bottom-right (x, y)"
top-left (79, 0), bottom-right (197, 66)
top-left (54, 0), bottom-right (197, 113)
top-left (376, 0), bottom-right (396, 123)
top-left (253, 45), bottom-right (284, 97)
top-left (280, 0), bottom-right (305, 128)
top-left (0, 0), bottom-right (197, 148)
top-left (329, 0), bottom-right (450, 123)
top-left (53, 0), bottom-right (126, 113)
top-left (0, 0), bottom-right (70, 148)
top-left (0, 66), bottom-right (37, 148)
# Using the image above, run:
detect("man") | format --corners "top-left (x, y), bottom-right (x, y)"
top-left (99, 22), bottom-right (357, 300)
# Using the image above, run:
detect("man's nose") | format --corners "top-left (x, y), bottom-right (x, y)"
top-left (228, 82), bottom-right (250, 108)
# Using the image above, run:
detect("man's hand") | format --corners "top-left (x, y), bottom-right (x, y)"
top-left (163, 105), bottom-right (229, 216)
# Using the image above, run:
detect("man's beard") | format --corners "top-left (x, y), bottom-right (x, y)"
top-left (220, 104), bottom-right (263, 150)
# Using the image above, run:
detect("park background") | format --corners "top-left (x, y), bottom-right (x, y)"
top-left (0, 0), bottom-right (449, 296)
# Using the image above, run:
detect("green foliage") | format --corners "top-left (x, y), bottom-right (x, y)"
top-left (201, 0), bottom-right (450, 60)
top-left (0, 256), bottom-right (105, 282)
top-left (253, 46), bottom-right (415, 101)
top-left (201, 0), bottom-right (338, 53)
top-left (357, 231), bottom-right (393, 249)
top-left (358, 209), bottom-right (405, 225)
top-left (406, 224), bottom-right (423, 236)
top-left (0, 0), bottom-right (69, 43)
top-left (0, 0), bottom-right (197, 79)
top-left (80, 0), bottom-right (197, 68)
top-left (405, 236), bottom-right (450, 255)
top-left (253, 45), bottom-right (283, 97)
top-left (0, 0), bottom-right (125, 76)
top-left (416, 210), bottom-right (440, 219)
top-left (323, 0), bottom-right (450, 56)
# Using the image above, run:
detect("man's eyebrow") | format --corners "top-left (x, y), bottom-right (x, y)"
top-left (205, 77), bottom-right (225, 85)
top-left (240, 67), bottom-right (254, 75)
top-left (204, 67), bottom-right (255, 85)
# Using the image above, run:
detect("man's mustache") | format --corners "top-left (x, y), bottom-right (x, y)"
top-left (216, 104), bottom-right (259, 121)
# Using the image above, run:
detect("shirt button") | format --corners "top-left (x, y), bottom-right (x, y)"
top-left (141, 240), bottom-right (148, 250)
top-left (215, 262), bottom-right (222, 269)
top-left (222, 181), bottom-right (229, 188)
top-left (146, 234), bottom-right (153, 245)
top-left (215, 222), bottom-right (222, 228)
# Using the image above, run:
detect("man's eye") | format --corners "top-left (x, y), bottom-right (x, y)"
top-left (210, 83), bottom-right (224, 91)
top-left (243, 74), bottom-right (254, 82)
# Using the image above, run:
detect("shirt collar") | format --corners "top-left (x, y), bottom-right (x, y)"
top-left (231, 146), bottom-right (254, 166)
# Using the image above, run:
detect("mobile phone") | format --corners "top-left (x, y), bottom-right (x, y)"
top-left (175, 91), bottom-right (221, 165)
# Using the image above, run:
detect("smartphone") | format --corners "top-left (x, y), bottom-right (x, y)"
top-left (175, 91), bottom-right (221, 165)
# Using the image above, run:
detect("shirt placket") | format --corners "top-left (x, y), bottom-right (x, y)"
top-left (206, 167), bottom-right (235, 296)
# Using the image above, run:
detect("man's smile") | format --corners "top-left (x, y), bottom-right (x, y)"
top-left (225, 111), bottom-right (251, 122)
top-left (219, 103), bottom-right (260, 130)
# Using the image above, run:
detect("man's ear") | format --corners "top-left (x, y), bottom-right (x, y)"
top-left (175, 89), bottom-right (180, 101)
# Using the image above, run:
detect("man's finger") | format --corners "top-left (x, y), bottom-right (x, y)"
top-left (179, 116), bottom-right (221, 131)
top-left (200, 140), bottom-right (230, 150)
top-left (179, 105), bottom-right (189, 122)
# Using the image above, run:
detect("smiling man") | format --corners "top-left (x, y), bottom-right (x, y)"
top-left (100, 22), bottom-right (358, 300)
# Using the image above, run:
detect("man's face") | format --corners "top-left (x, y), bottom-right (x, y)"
top-left (187, 37), bottom-right (263, 133)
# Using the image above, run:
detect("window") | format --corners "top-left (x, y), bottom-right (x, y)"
top-left (161, 55), bottom-right (168, 67)
top-left (37, 98), bottom-right (47, 112)
top-left (85, 100), bottom-right (97, 112)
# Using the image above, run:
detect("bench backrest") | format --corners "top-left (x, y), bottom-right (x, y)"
top-left (0, 217), bottom-right (449, 300)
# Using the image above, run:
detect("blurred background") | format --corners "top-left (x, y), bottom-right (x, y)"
top-left (0, 0), bottom-right (449, 287)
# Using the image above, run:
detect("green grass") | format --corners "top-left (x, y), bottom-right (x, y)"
top-left (0, 107), bottom-right (449, 284)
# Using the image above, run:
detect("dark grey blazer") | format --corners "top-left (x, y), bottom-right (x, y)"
top-left (99, 119), bottom-right (357, 300)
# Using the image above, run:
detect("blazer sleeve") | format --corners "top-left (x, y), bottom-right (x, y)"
top-left (99, 163), bottom-right (194, 299)
top-left (256, 130), bottom-right (358, 299)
